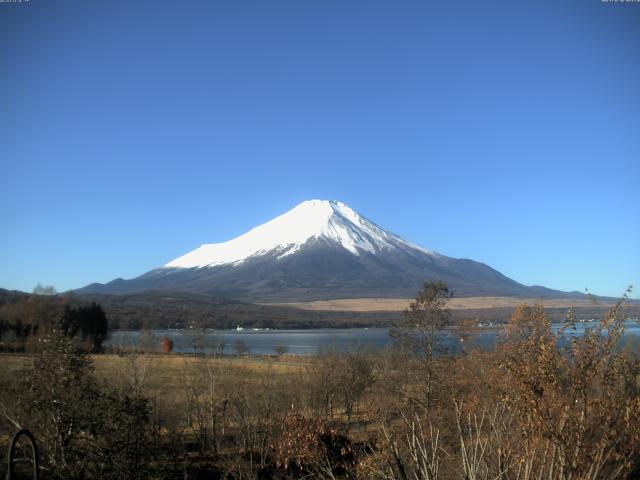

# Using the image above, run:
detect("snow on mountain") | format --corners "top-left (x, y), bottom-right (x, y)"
top-left (165, 200), bottom-right (436, 269)
top-left (76, 199), bottom-right (581, 301)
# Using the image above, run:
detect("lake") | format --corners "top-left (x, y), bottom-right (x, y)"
top-left (106, 320), bottom-right (640, 356)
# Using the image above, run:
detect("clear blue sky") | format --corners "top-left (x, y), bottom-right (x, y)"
top-left (1, 0), bottom-right (638, 298)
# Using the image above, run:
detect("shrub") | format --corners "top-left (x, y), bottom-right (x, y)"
top-left (161, 335), bottom-right (174, 354)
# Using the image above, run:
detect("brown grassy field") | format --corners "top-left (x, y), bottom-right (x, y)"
top-left (0, 352), bottom-right (309, 382)
top-left (2, 298), bottom-right (639, 480)
top-left (271, 295), bottom-right (618, 312)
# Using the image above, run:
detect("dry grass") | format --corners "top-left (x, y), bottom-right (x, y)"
top-left (270, 296), bottom-right (617, 312)
top-left (0, 352), bottom-right (308, 381)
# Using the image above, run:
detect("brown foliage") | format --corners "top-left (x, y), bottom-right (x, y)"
top-left (272, 413), bottom-right (362, 477)
top-left (161, 335), bottom-right (174, 354)
top-left (2, 286), bottom-right (639, 479)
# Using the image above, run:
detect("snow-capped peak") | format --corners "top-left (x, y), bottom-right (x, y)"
top-left (165, 199), bottom-right (435, 268)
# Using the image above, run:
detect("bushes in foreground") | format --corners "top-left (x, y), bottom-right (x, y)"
top-left (1, 331), bottom-right (151, 479)
top-left (0, 290), bottom-right (639, 479)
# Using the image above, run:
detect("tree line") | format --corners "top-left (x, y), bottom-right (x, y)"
top-left (0, 290), bottom-right (109, 353)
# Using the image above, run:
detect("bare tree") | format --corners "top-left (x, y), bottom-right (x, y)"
top-left (33, 283), bottom-right (57, 296)
top-left (336, 351), bottom-right (374, 432)
top-left (273, 345), bottom-right (288, 356)
top-left (390, 281), bottom-right (451, 410)
top-left (233, 339), bottom-right (250, 356)
top-left (307, 347), bottom-right (340, 419)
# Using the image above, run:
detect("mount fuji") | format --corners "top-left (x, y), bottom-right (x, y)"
top-left (78, 200), bottom-right (576, 301)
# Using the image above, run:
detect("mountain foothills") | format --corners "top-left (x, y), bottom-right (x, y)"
top-left (78, 200), bottom-right (581, 302)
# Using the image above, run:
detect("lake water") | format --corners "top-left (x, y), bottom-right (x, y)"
top-left (106, 320), bottom-right (640, 356)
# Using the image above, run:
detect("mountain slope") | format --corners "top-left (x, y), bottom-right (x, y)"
top-left (165, 200), bottom-right (435, 268)
top-left (77, 200), bottom-right (579, 301)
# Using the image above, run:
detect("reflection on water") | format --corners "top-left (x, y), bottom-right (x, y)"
top-left (106, 321), bottom-right (640, 356)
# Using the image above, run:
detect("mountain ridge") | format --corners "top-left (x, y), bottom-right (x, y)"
top-left (77, 199), bottom-right (583, 301)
